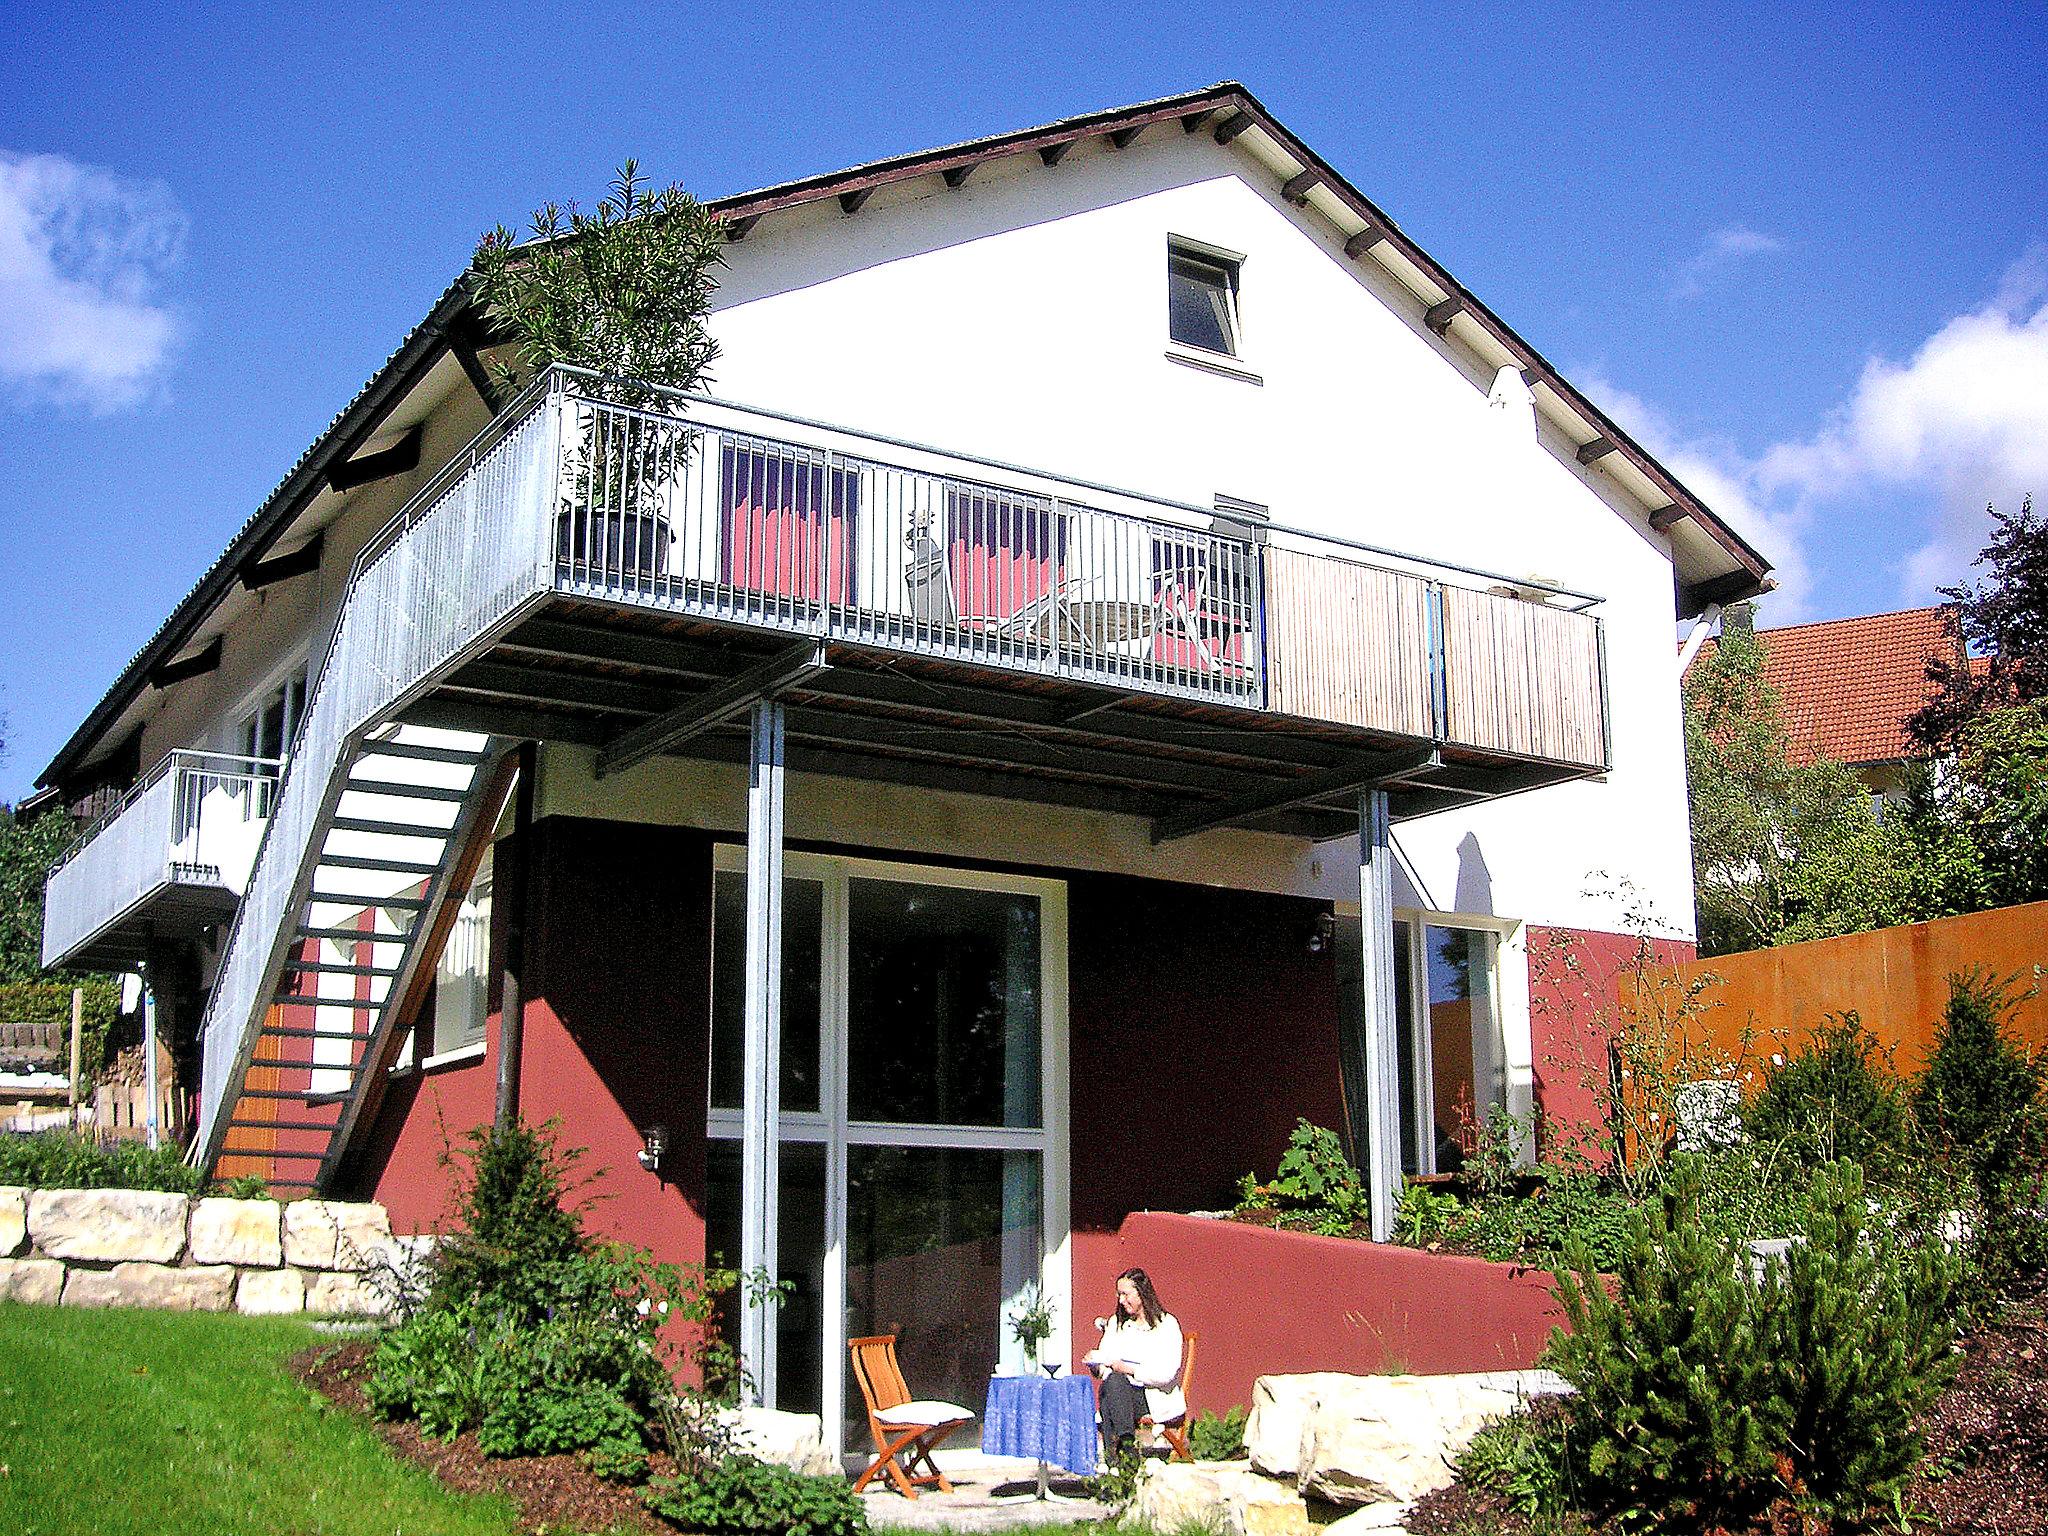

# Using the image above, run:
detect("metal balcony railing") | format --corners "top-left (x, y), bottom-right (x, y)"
top-left (42, 751), bottom-right (281, 969)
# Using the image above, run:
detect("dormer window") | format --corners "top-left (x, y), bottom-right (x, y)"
top-left (1168, 241), bottom-right (1241, 357)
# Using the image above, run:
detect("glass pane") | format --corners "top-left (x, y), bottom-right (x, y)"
top-left (705, 1140), bottom-right (827, 1417)
top-left (1168, 252), bottom-right (1237, 355)
top-left (1392, 919), bottom-right (1420, 1175)
top-left (846, 878), bottom-right (1041, 1127)
top-left (1426, 925), bottom-right (1502, 1166)
top-left (844, 1146), bottom-right (1041, 1450)
top-left (709, 872), bottom-right (823, 1113)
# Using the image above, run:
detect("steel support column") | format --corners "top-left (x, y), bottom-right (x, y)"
top-left (739, 700), bottom-right (786, 1405)
top-left (1357, 788), bottom-right (1402, 1241)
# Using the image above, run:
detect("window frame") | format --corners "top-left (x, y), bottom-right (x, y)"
top-left (1166, 236), bottom-right (1246, 360)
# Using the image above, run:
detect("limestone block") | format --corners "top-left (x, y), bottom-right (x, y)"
top-left (1246, 1372), bottom-right (1361, 1478)
top-left (1322, 1501), bottom-right (1415, 1534)
top-left (61, 1262), bottom-right (235, 1312)
top-left (283, 1200), bottom-right (392, 1270)
top-left (28, 1189), bottom-right (189, 1263)
top-left (1136, 1463), bottom-right (1310, 1536)
top-left (0, 1257), bottom-right (65, 1305)
top-left (236, 1267), bottom-right (307, 1316)
top-left (306, 1270), bottom-right (393, 1317)
top-left (0, 1187), bottom-right (25, 1257)
top-left (189, 1198), bottom-right (282, 1267)
top-left (716, 1405), bottom-right (837, 1475)
top-left (1297, 1370), bottom-right (1571, 1506)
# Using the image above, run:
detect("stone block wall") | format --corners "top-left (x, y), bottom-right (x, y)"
top-left (0, 1187), bottom-right (420, 1316)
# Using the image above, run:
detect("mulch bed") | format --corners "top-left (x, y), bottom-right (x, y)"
top-left (1407, 1276), bottom-right (2048, 1536)
top-left (291, 1339), bottom-right (670, 1535)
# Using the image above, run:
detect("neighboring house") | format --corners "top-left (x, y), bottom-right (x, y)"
top-left (37, 83), bottom-right (1769, 1448)
top-left (1687, 603), bottom-right (1960, 801)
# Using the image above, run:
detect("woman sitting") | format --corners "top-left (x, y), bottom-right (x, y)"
top-left (1086, 1267), bottom-right (1186, 1455)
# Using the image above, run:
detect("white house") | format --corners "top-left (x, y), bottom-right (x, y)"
top-left (39, 83), bottom-right (1769, 1449)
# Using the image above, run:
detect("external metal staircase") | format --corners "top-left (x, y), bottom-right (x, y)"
top-left (191, 381), bottom-right (562, 1188)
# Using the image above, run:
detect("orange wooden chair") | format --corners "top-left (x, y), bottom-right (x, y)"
top-left (847, 1334), bottom-right (976, 1498)
top-left (1139, 1331), bottom-right (1198, 1462)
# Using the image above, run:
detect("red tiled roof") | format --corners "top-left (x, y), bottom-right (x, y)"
top-left (1689, 607), bottom-right (1963, 767)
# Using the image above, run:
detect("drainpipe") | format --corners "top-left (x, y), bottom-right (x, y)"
top-left (1676, 602), bottom-right (1723, 677)
top-left (140, 968), bottom-right (161, 1151)
top-left (493, 742), bottom-right (537, 1131)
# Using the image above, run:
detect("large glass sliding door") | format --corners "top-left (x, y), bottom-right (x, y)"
top-left (706, 850), bottom-right (1068, 1459)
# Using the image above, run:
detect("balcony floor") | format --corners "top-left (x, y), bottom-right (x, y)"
top-left (61, 878), bottom-right (240, 972)
top-left (397, 598), bottom-right (1593, 844)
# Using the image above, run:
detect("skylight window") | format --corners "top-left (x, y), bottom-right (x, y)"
top-left (1168, 242), bottom-right (1241, 357)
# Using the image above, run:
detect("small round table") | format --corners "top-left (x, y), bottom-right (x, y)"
top-left (982, 1371), bottom-right (1100, 1498)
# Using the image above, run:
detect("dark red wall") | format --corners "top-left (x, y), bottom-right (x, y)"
top-left (358, 817), bottom-right (716, 1278)
top-left (1527, 924), bottom-right (1697, 1161)
top-left (1074, 1211), bottom-right (1563, 1413)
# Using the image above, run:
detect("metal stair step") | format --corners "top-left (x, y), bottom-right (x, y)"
top-left (355, 739), bottom-right (490, 765)
top-left (296, 925), bottom-right (412, 944)
top-left (315, 853), bottom-right (445, 875)
top-left (225, 1117), bottom-right (342, 1132)
top-left (258, 1026), bottom-right (375, 1041)
top-left (343, 778), bottom-right (473, 803)
top-left (280, 959), bottom-right (401, 977)
top-left (307, 891), bottom-right (428, 909)
top-left (246, 1055), bottom-right (362, 1072)
top-left (217, 1147), bottom-right (327, 1160)
top-left (329, 815), bottom-right (453, 839)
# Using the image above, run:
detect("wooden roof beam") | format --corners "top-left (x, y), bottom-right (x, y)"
top-left (240, 533), bottom-right (325, 591)
top-left (1106, 125), bottom-right (1145, 150)
top-left (325, 426), bottom-right (421, 493)
top-left (1344, 223), bottom-right (1388, 259)
top-left (1576, 436), bottom-right (1620, 466)
top-left (723, 213), bottom-right (762, 241)
top-left (1649, 504), bottom-right (1690, 532)
top-left (1281, 170), bottom-right (1320, 206)
top-left (149, 635), bottom-right (222, 690)
top-left (942, 164), bottom-right (975, 188)
top-left (1038, 141), bottom-right (1073, 167)
top-left (838, 187), bottom-right (874, 216)
top-left (1214, 111), bottom-right (1252, 145)
top-left (1424, 297), bottom-right (1465, 336)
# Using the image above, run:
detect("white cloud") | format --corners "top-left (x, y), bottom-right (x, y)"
top-left (0, 150), bottom-right (186, 410)
top-left (1672, 226), bottom-right (1784, 300)
top-left (1758, 246), bottom-right (2048, 600)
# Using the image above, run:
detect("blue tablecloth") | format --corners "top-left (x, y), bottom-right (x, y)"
top-left (981, 1372), bottom-right (1099, 1475)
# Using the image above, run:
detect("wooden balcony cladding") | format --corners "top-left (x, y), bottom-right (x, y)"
top-left (1262, 546), bottom-right (1435, 739)
top-left (1440, 585), bottom-right (1607, 768)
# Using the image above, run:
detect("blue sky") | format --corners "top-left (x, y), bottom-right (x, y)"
top-left (2, 1), bottom-right (2043, 801)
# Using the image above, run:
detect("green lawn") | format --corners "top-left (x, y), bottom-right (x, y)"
top-left (0, 1303), bottom-right (521, 1536)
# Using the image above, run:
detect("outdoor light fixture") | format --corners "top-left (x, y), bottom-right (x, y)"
top-left (1306, 911), bottom-right (1336, 954)
top-left (637, 1123), bottom-right (669, 1174)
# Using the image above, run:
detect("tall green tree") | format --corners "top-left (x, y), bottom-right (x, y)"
top-left (1910, 496), bottom-right (2046, 753)
top-left (0, 805), bottom-right (80, 983)
top-left (1682, 613), bottom-right (1917, 953)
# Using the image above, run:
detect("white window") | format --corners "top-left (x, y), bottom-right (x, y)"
top-left (1168, 241), bottom-right (1242, 356)
top-left (239, 668), bottom-right (307, 770)
top-left (432, 847), bottom-right (493, 1058)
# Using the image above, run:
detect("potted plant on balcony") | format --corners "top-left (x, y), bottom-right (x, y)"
top-left (470, 162), bottom-right (725, 584)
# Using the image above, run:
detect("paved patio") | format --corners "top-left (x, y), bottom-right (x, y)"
top-left (855, 1452), bottom-right (1109, 1532)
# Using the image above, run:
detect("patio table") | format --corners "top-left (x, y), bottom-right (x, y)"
top-left (981, 1371), bottom-right (1099, 1496)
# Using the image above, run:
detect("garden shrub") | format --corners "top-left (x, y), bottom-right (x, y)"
top-left (1237, 1119), bottom-right (1367, 1233)
top-left (1188, 1404), bottom-right (1248, 1460)
top-left (642, 1455), bottom-right (867, 1536)
top-left (0, 1129), bottom-right (211, 1195)
top-left (368, 1119), bottom-right (734, 1482)
top-left (1550, 1155), bottom-right (1961, 1530)
top-left (1743, 1012), bottom-right (1919, 1179)
top-left (1453, 1399), bottom-right (1577, 1523)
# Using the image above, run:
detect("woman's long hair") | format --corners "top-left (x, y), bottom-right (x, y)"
top-left (1118, 1267), bottom-right (1165, 1328)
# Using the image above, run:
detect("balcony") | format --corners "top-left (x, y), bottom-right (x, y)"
top-left (43, 752), bottom-right (279, 970)
top-left (373, 367), bottom-right (1607, 843)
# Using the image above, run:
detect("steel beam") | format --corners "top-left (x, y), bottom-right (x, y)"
top-left (596, 640), bottom-right (827, 779)
top-left (739, 700), bottom-right (786, 1406)
top-left (1150, 747), bottom-right (1439, 845)
top-left (1358, 789), bottom-right (1402, 1241)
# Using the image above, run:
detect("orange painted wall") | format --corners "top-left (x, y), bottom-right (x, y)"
top-left (1648, 901), bottom-right (2048, 1074)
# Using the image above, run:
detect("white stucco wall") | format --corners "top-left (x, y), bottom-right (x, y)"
top-left (702, 132), bottom-right (1695, 941)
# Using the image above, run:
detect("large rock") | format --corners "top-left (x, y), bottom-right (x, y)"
top-left (236, 1267), bottom-right (307, 1316)
top-left (306, 1270), bottom-right (393, 1317)
top-left (1322, 1502), bottom-right (1415, 1534)
top-left (1245, 1372), bottom-right (1361, 1477)
top-left (1296, 1370), bottom-right (1570, 1506)
top-left (28, 1189), bottom-right (189, 1263)
top-left (717, 1405), bottom-right (837, 1476)
top-left (61, 1262), bottom-right (235, 1312)
top-left (189, 1198), bottom-right (282, 1267)
top-left (0, 1257), bottom-right (64, 1305)
top-left (282, 1200), bottom-right (391, 1270)
top-left (1136, 1462), bottom-right (1311, 1536)
top-left (0, 1187), bottom-right (25, 1257)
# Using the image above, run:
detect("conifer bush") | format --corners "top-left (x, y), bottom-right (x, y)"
top-left (1742, 1012), bottom-right (1919, 1180)
top-left (1549, 1155), bottom-right (1962, 1530)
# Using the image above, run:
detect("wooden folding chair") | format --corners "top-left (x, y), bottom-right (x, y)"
top-left (1139, 1331), bottom-right (1198, 1462)
top-left (847, 1334), bottom-right (976, 1498)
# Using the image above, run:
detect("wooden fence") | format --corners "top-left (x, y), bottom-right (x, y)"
top-left (1643, 900), bottom-right (2048, 1077)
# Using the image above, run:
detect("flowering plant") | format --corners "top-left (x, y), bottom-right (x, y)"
top-left (1007, 1283), bottom-right (1055, 1363)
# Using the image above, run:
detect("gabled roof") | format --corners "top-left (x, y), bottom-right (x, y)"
top-left (41, 81), bottom-right (1772, 793)
top-left (1689, 607), bottom-right (1961, 767)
